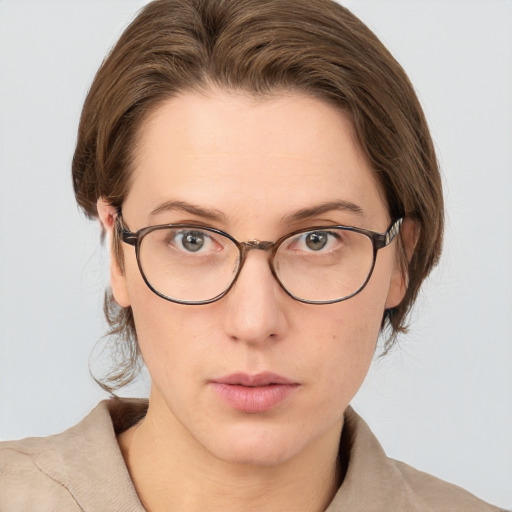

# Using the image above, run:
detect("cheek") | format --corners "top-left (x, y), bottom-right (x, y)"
top-left (306, 277), bottom-right (390, 401)
top-left (126, 268), bottom-right (218, 389)
top-left (325, 303), bottom-right (380, 374)
top-left (123, 260), bottom-right (182, 370)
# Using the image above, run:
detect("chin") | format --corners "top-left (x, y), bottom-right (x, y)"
top-left (191, 418), bottom-right (300, 466)
top-left (208, 436), bottom-right (302, 467)
top-left (197, 418), bottom-right (332, 468)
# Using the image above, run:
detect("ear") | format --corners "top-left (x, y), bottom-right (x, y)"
top-left (97, 198), bottom-right (131, 308)
top-left (385, 218), bottom-right (419, 309)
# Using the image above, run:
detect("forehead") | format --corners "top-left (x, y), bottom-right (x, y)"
top-left (124, 88), bottom-right (388, 231)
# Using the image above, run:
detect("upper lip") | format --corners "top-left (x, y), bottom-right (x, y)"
top-left (212, 372), bottom-right (298, 387)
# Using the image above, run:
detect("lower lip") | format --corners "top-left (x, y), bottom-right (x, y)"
top-left (210, 383), bottom-right (300, 413)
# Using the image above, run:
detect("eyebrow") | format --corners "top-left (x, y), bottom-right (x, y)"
top-left (149, 199), bottom-right (365, 225)
top-left (150, 200), bottom-right (226, 222)
top-left (281, 200), bottom-right (365, 223)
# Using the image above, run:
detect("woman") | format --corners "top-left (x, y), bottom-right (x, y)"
top-left (0, 0), bottom-right (505, 510)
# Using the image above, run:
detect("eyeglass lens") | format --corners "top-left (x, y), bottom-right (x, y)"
top-left (137, 226), bottom-right (376, 304)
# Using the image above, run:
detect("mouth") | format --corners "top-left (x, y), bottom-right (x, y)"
top-left (209, 372), bottom-right (300, 413)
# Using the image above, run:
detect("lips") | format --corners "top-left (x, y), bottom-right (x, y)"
top-left (213, 372), bottom-right (296, 387)
top-left (209, 372), bottom-right (300, 413)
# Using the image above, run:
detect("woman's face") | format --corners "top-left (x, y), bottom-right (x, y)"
top-left (108, 89), bottom-right (406, 466)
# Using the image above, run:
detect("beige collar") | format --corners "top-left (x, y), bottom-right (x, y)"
top-left (31, 398), bottom-right (499, 512)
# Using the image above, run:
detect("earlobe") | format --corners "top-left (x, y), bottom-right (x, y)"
top-left (97, 198), bottom-right (117, 231)
top-left (385, 218), bottom-right (419, 309)
top-left (96, 198), bottom-right (131, 308)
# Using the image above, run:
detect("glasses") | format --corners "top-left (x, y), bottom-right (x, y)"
top-left (117, 216), bottom-right (403, 305)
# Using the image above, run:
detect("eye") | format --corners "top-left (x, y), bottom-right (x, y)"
top-left (289, 230), bottom-right (341, 253)
top-left (304, 231), bottom-right (328, 251)
top-left (179, 230), bottom-right (205, 252)
top-left (173, 229), bottom-right (221, 253)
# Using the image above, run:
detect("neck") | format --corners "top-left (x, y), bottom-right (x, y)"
top-left (118, 392), bottom-right (344, 512)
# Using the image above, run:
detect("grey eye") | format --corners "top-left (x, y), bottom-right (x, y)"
top-left (181, 231), bottom-right (205, 252)
top-left (305, 232), bottom-right (328, 251)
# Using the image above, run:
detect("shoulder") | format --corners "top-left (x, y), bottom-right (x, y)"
top-left (327, 407), bottom-right (504, 512)
top-left (0, 399), bottom-right (147, 512)
top-left (0, 435), bottom-right (81, 511)
top-left (389, 458), bottom-right (503, 512)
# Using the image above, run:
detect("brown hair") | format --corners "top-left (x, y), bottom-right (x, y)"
top-left (72, 0), bottom-right (443, 391)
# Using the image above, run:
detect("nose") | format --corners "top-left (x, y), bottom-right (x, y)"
top-left (222, 249), bottom-right (289, 345)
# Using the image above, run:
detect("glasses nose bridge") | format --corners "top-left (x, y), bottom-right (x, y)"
top-left (240, 239), bottom-right (275, 257)
top-left (238, 239), bottom-right (277, 270)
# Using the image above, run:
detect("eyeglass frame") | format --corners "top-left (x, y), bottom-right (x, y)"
top-left (116, 215), bottom-right (403, 306)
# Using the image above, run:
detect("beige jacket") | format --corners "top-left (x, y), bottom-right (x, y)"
top-left (0, 399), bottom-right (503, 511)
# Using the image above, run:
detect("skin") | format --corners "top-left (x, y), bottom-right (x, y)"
top-left (98, 89), bottom-right (411, 512)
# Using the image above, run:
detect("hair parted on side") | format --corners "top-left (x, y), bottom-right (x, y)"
top-left (72, 0), bottom-right (443, 392)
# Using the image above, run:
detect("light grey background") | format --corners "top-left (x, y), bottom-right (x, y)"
top-left (1, 0), bottom-right (511, 509)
